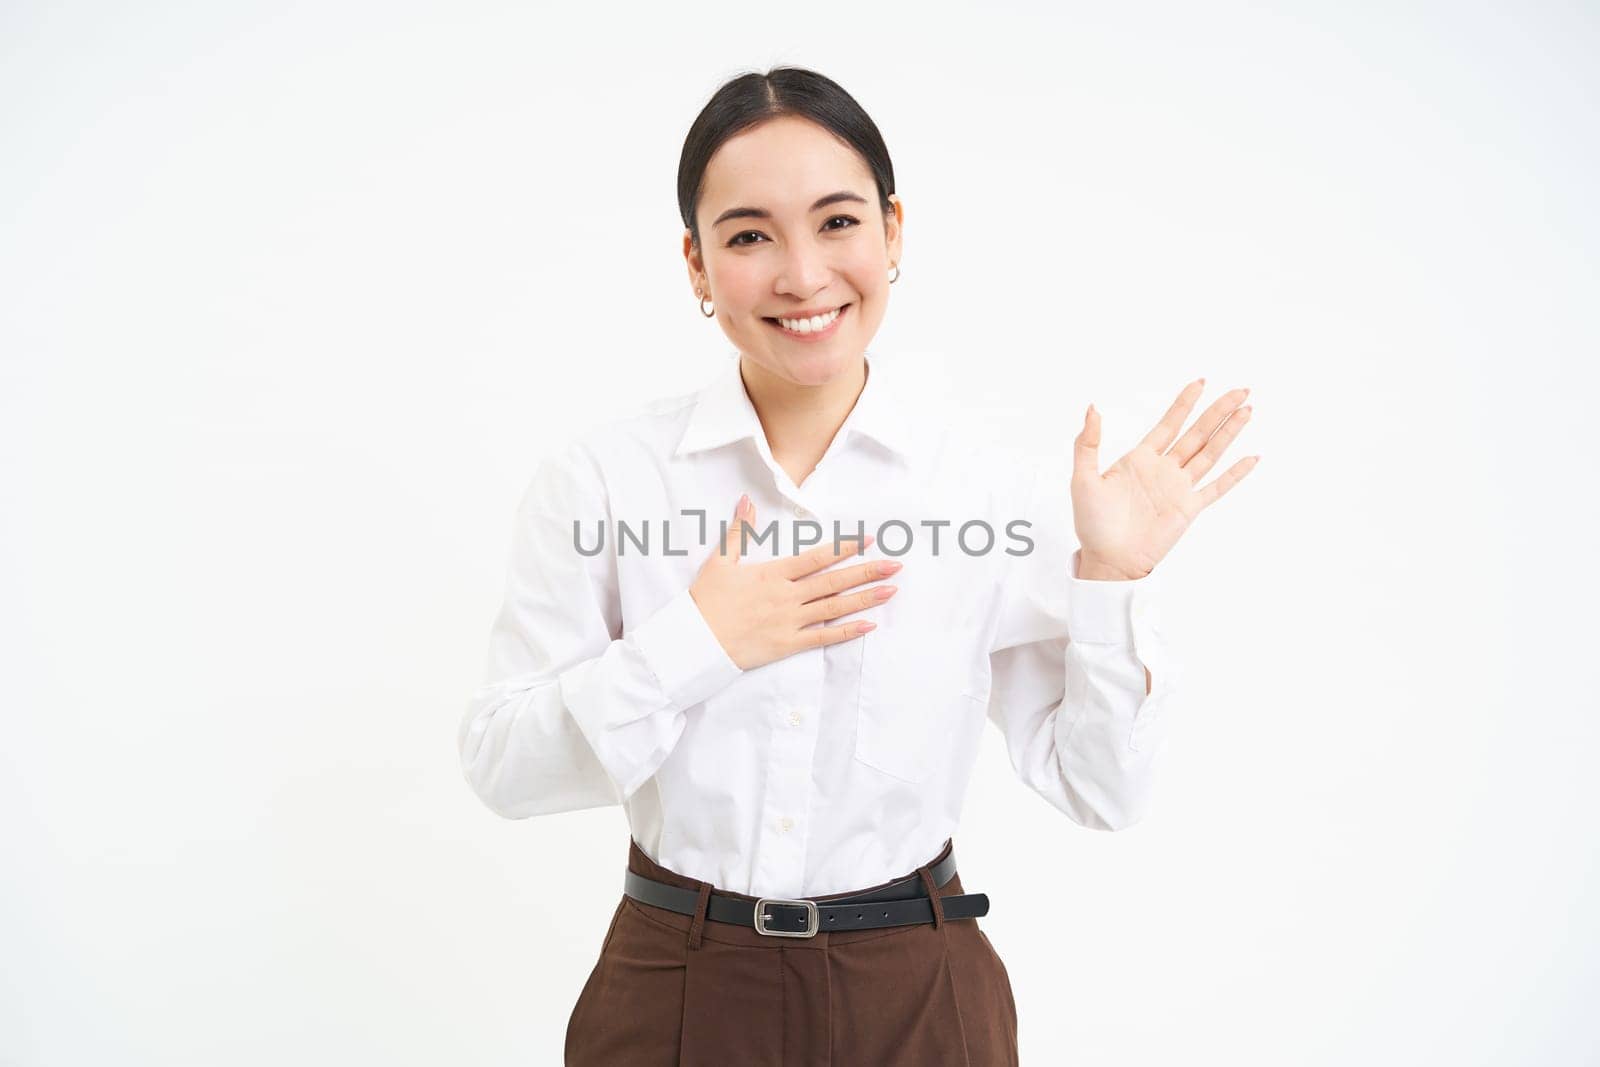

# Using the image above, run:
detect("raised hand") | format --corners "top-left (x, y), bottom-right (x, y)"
top-left (690, 494), bottom-right (902, 670)
top-left (1070, 378), bottom-right (1260, 581)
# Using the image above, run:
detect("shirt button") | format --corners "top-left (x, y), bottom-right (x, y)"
top-left (788, 709), bottom-right (804, 727)
top-left (792, 502), bottom-right (810, 518)
top-left (779, 816), bottom-right (794, 833)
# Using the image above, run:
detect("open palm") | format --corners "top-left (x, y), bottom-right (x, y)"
top-left (1070, 379), bottom-right (1260, 580)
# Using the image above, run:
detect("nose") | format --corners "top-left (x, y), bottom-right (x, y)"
top-left (775, 238), bottom-right (831, 300)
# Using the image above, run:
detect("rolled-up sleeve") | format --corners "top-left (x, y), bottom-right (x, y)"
top-left (457, 443), bottom-right (743, 817)
top-left (984, 462), bottom-right (1178, 831)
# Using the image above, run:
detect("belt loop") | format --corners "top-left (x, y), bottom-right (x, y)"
top-left (917, 865), bottom-right (946, 929)
top-left (686, 881), bottom-right (713, 950)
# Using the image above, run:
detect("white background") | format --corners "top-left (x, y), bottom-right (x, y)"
top-left (4, 1), bottom-right (1596, 1064)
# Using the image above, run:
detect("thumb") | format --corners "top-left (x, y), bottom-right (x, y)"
top-left (1072, 403), bottom-right (1101, 482)
top-left (717, 493), bottom-right (752, 564)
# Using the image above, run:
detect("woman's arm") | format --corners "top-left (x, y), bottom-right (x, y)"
top-left (985, 465), bottom-right (1175, 831)
top-left (985, 379), bottom-right (1254, 829)
top-left (457, 442), bottom-right (743, 818)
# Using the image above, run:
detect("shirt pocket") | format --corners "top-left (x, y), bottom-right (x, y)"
top-left (853, 625), bottom-right (992, 784)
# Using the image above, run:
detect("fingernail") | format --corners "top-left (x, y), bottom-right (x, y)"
top-left (875, 585), bottom-right (897, 600)
top-left (881, 560), bottom-right (903, 574)
top-left (737, 493), bottom-right (749, 515)
top-left (858, 621), bottom-right (876, 633)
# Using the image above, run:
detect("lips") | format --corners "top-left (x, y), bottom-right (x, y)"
top-left (763, 303), bottom-right (851, 339)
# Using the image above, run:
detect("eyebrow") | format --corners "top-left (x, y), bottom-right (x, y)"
top-left (711, 190), bottom-right (870, 228)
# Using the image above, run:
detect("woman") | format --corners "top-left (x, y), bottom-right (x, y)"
top-left (458, 66), bottom-right (1259, 1066)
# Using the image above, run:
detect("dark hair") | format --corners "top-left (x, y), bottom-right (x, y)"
top-left (677, 66), bottom-right (896, 250)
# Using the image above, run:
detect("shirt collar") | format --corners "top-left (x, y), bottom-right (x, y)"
top-left (672, 349), bottom-right (918, 463)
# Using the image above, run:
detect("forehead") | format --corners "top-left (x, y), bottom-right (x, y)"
top-left (699, 116), bottom-right (874, 215)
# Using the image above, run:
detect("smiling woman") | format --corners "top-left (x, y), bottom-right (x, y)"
top-left (458, 63), bottom-right (1249, 1067)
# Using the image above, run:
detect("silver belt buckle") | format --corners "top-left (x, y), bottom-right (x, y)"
top-left (754, 897), bottom-right (820, 938)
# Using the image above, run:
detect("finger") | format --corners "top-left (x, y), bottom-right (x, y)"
top-left (797, 616), bottom-right (877, 650)
top-left (1071, 403), bottom-right (1102, 482)
top-left (774, 527), bottom-right (875, 581)
top-left (1165, 387), bottom-right (1249, 467)
top-left (714, 494), bottom-right (752, 564)
top-left (801, 581), bottom-right (898, 625)
top-left (1194, 454), bottom-right (1261, 510)
top-left (1138, 378), bottom-right (1206, 454)
top-left (1181, 404), bottom-right (1251, 483)
top-left (792, 557), bottom-right (902, 604)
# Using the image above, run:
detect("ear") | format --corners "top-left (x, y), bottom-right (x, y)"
top-left (885, 195), bottom-right (905, 267)
top-left (683, 229), bottom-right (707, 294)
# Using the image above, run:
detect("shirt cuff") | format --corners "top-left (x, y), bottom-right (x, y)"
top-left (628, 586), bottom-right (744, 710)
top-left (1066, 547), bottom-right (1161, 646)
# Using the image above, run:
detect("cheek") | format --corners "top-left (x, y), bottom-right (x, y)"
top-left (707, 258), bottom-right (766, 314)
top-left (842, 251), bottom-right (890, 299)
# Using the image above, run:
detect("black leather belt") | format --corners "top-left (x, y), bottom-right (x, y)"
top-left (622, 846), bottom-right (990, 939)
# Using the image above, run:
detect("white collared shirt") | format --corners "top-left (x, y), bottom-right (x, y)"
top-left (457, 350), bottom-right (1176, 897)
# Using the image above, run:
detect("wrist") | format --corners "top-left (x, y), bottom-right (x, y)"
top-left (1077, 551), bottom-right (1145, 582)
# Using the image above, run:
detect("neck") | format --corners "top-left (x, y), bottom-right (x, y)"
top-left (738, 355), bottom-right (868, 480)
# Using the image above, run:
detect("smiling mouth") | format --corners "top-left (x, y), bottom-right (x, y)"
top-left (762, 303), bottom-right (852, 337)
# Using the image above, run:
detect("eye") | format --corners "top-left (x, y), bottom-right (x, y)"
top-left (725, 215), bottom-right (862, 248)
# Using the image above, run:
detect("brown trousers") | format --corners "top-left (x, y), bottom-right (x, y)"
top-left (565, 837), bottom-right (1019, 1066)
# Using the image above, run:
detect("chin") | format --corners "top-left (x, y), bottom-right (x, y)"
top-left (783, 350), bottom-right (862, 386)
top-left (736, 349), bottom-right (842, 389)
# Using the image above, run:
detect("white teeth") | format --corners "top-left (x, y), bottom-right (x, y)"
top-left (776, 306), bottom-right (842, 333)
